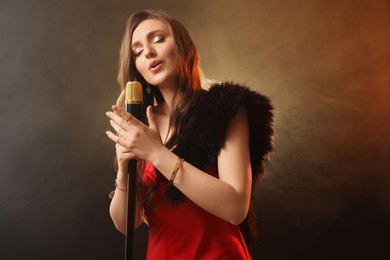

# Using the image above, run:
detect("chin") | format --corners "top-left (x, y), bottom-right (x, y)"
top-left (146, 75), bottom-right (176, 88)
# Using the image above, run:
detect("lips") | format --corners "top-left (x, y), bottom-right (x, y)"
top-left (148, 60), bottom-right (163, 71)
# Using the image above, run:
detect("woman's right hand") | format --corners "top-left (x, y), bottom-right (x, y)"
top-left (115, 142), bottom-right (136, 182)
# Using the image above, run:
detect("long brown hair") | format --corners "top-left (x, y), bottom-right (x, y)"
top-left (117, 10), bottom-right (202, 145)
top-left (116, 10), bottom-right (203, 204)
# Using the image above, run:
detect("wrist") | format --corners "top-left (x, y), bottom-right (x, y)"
top-left (148, 145), bottom-right (170, 167)
top-left (117, 160), bottom-right (129, 172)
top-left (115, 179), bottom-right (127, 192)
top-left (149, 146), bottom-right (182, 182)
top-left (116, 171), bottom-right (128, 186)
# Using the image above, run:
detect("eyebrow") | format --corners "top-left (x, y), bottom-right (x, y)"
top-left (131, 29), bottom-right (166, 49)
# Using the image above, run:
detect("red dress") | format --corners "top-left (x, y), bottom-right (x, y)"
top-left (142, 161), bottom-right (252, 260)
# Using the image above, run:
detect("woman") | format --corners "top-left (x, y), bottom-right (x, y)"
top-left (105, 10), bottom-right (274, 259)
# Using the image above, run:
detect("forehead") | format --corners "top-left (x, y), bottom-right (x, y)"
top-left (132, 19), bottom-right (171, 42)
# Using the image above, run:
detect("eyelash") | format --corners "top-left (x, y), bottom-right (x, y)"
top-left (134, 49), bottom-right (142, 57)
top-left (133, 35), bottom-right (165, 57)
top-left (153, 35), bottom-right (165, 43)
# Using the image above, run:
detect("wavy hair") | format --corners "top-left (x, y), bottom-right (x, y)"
top-left (116, 9), bottom-right (203, 207)
top-left (117, 9), bottom-right (202, 143)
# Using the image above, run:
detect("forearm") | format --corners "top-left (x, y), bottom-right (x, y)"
top-left (109, 174), bottom-right (144, 233)
top-left (150, 147), bottom-right (250, 225)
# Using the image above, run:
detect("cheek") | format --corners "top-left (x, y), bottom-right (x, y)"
top-left (134, 59), bottom-right (144, 74)
top-left (167, 45), bottom-right (176, 60)
top-left (166, 47), bottom-right (178, 71)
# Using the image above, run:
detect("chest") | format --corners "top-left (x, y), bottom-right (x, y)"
top-left (154, 112), bottom-right (171, 143)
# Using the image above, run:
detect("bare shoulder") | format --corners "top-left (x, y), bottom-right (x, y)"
top-left (226, 106), bottom-right (249, 137)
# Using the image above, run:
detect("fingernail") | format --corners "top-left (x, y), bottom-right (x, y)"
top-left (106, 112), bottom-right (111, 116)
top-left (105, 131), bottom-right (110, 136)
top-left (112, 105), bottom-right (118, 111)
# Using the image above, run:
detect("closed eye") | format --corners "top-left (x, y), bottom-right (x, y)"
top-left (153, 35), bottom-right (165, 44)
top-left (133, 47), bottom-right (143, 57)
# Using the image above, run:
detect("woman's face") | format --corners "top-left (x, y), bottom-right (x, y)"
top-left (131, 19), bottom-right (179, 89)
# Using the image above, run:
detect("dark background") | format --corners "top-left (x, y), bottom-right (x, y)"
top-left (0, 0), bottom-right (389, 259)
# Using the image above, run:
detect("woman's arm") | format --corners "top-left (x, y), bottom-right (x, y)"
top-left (108, 141), bottom-right (144, 233)
top-left (109, 173), bottom-right (144, 234)
top-left (152, 106), bottom-right (251, 225)
top-left (106, 106), bottom-right (251, 225)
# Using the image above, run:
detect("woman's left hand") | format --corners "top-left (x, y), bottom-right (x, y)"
top-left (105, 105), bottom-right (164, 163)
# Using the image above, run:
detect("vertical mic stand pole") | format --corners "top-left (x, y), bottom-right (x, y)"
top-left (124, 82), bottom-right (143, 260)
top-left (125, 160), bottom-right (137, 260)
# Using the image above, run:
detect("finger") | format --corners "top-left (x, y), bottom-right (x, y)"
top-left (112, 104), bottom-right (120, 111)
top-left (116, 143), bottom-right (131, 152)
top-left (105, 130), bottom-right (128, 147)
top-left (106, 110), bottom-right (140, 129)
top-left (116, 147), bottom-right (137, 159)
top-left (106, 130), bottom-right (120, 143)
top-left (109, 119), bottom-right (128, 138)
top-left (106, 111), bottom-right (131, 131)
top-left (112, 105), bottom-right (137, 124)
top-left (112, 105), bottom-right (143, 126)
top-left (112, 105), bottom-right (127, 118)
top-left (147, 105), bottom-right (160, 133)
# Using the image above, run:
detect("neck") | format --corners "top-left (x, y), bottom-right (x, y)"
top-left (155, 102), bottom-right (170, 115)
top-left (157, 78), bottom-right (179, 113)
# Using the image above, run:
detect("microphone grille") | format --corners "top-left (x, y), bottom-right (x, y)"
top-left (125, 81), bottom-right (143, 104)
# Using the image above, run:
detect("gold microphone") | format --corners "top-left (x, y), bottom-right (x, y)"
top-left (125, 81), bottom-right (143, 106)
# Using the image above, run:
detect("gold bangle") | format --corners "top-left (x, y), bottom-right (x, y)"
top-left (169, 157), bottom-right (184, 185)
top-left (115, 179), bottom-right (127, 192)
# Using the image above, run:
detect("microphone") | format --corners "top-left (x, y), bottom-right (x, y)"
top-left (124, 81), bottom-right (143, 260)
top-left (125, 81), bottom-right (143, 121)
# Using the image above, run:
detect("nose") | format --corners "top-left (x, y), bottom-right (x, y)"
top-left (144, 45), bottom-right (156, 58)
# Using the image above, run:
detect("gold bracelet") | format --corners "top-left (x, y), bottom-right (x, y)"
top-left (169, 157), bottom-right (184, 185)
top-left (115, 179), bottom-right (127, 192)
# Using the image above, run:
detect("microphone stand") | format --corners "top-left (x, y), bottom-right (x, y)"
top-left (126, 160), bottom-right (137, 260)
top-left (124, 82), bottom-right (143, 260)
